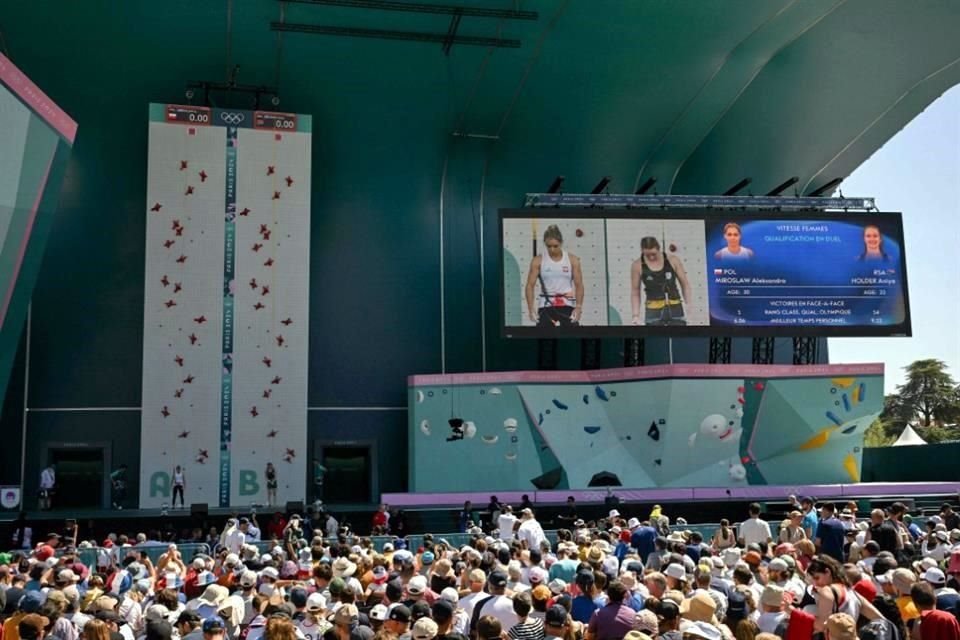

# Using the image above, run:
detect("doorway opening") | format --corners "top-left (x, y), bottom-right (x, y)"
top-left (321, 446), bottom-right (371, 504)
top-left (48, 448), bottom-right (105, 509)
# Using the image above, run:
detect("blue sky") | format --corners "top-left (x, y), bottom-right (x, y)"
top-left (829, 84), bottom-right (960, 394)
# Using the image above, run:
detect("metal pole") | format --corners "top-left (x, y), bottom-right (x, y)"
top-left (478, 159), bottom-right (488, 372)
top-left (225, 0), bottom-right (235, 79)
top-left (18, 303), bottom-right (32, 496)
top-left (439, 156), bottom-right (448, 374)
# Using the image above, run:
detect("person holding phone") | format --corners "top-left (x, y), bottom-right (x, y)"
top-left (158, 544), bottom-right (185, 575)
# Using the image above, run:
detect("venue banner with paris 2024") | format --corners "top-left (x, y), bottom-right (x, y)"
top-left (140, 104), bottom-right (310, 508)
top-left (501, 209), bottom-right (911, 338)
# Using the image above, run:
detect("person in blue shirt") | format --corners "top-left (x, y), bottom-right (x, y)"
top-left (904, 514), bottom-right (923, 541)
top-left (684, 532), bottom-right (704, 564)
top-left (630, 519), bottom-right (657, 560)
top-left (800, 497), bottom-right (819, 540)
top-left (570, 571), bottom-right (604, 624)
top-left (613, 529), bottom-right (631, 563)
top-left (815, 502), bottom-right (846, 562)
top-left (615, 574), bottom-right (646, 613)
top-left (924, 568), bottom-right (960, 616)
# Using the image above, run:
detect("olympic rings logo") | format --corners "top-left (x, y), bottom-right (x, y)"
top-left (220, 112), bottom-right (245, 125)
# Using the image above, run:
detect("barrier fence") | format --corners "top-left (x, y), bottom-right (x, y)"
top-left (10, 519), bottom-right (856, 566)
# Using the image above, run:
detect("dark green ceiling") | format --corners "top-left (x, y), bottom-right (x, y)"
top-left (3, 0), bottom-right (959, 197)
top-left (1, 0), bottom-right (959, 412)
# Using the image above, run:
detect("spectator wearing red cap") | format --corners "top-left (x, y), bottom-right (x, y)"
top-left (34, 545), bottom-right (55, 563)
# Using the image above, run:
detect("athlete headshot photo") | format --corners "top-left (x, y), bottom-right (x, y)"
top-left (714, 222), bottom-right (755, 260)
top-left (524, 224), bottom-right (585, 328)
top-left (858, 224), bottom-right (891, 261)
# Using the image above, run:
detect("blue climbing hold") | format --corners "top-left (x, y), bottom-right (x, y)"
top-left (595, 386), bottom-right (609, 401)
top-left (552, 399), bottom-right (569, 411)
top-left (583, 426), bottom-right (601, 434)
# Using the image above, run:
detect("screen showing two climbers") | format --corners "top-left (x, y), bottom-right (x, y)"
top-left (500, 209), bottom-right (910, 338)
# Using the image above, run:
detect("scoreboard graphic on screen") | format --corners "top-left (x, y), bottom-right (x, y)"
top-left (501, 209), bottom-right (910, 338)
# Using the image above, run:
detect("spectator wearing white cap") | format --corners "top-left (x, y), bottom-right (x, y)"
top-left (629, 520), bottom-right (657, 562)
top-left (923, 531), bottom-right (952, 563)
top-left (663, 564), bottom-right (688, 594)
top-left (405, 575), bottom-right (430, 606)
top-left (237, 570), bottom-right (259, 625)
top-left (298, 593), bottom-right (331, 640)
top-left (923, 567), bottom-right (960, 616)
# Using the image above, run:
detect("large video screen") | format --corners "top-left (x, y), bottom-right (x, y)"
top-left (500, 209), bottom-right (910, 338)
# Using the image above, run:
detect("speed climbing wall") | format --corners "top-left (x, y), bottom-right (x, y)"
top-left (139, 104), bottom-right (311, 508)
top-left (408, 363), bottom-right (883, 491)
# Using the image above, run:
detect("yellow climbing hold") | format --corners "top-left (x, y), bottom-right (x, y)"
top-left (831, 378), bottom-right (856, 388)
top-left (799, 427), bottom-right (839, 451)
top-left (844, 452), bottom-right (860, 483)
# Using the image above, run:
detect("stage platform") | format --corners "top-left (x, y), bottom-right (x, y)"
top-left (0, 502), bottom-right (373, 524)
top-left (383, 481), bottom-right (960, 509)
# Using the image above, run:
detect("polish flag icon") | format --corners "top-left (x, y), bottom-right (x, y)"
top-left (713, 268), bottom-right (723, 275)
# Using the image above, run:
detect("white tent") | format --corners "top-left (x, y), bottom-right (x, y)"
top-left (892, 424), bottom-right (927, 446)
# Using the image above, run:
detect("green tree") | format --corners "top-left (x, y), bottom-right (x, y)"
top-left (894, 359), bottom-right (959, 427)
top-left (882, 393), bottom-right (913, 425)
top-left (863, 417), bottom-right (897, 447)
